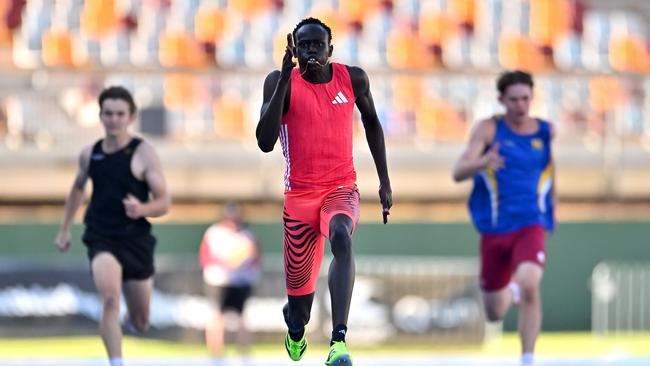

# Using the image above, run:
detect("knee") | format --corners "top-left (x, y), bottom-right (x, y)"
top-left (484, 306), bottom-right (505, 322)
top-left (102, 295), bottom-right (120, 313)
top-left (519, 283), bottom-right (540, 304)
top-left (330, 225), bottom-right (352, 257)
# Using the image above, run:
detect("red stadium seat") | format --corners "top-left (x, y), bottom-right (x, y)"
top-left (0, 0), bottom-right (25, 46)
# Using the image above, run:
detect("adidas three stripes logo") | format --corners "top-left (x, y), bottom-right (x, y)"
top-left (331, 91), bottom-right (349, 104)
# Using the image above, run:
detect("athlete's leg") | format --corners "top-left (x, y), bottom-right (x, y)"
top-left (206, 310), bottom-right (225, 355)
top-left (510, 225), bottom-right (546, 364)
top-left (480, 231), bottom-right (515, 322)
top-left (320, 186), bottom-right (359, 364)
top-left (91, 252), bottom-right (123, 360)
top-left (283, 191), bottom-right (324, 341)
top-left (235, 312), bottom-right (251, 355)
top-left (513, 262), bottom-right (544, 357)
top-left (204, 285), bottom-right (225, 356)
top-left (122, 277), bottom-right (153, 332)
top-left (482, 287), bottom-right (512, 322)
top-left (328, 214), bottom-right (355, 329)
top-left (284, 293), bottom-right (314, 338)
top-left (230, 286), bottom-right (252, 356)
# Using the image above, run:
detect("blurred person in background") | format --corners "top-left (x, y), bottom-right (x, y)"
top-left (0, 99), bottom-right (7, 137)
top-left (256, 17), bottom-right (392, 366)
top-left (54, 86), bottom-right (170, 366)
top-left (199, 202), bottom-right (260, 358)
top-left (452, 71), bottom-right (555, 366)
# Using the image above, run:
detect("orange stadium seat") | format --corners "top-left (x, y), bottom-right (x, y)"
top-left (0, 0), bottom-right (10, 46)
top-left (42, 29), bottom-right (74, 67)
top-left (609, 34), bottom-right (650, 73)
top-left (529, 0), bottom-right (572, 49)
top-left (339, 0), bottom-right (380, 27)
top-left (387, 24), bottom-right (434, 69)
top-left (159, 31), bottom-right (206, 68)
top-left (272, 32), bottom-right (287, 68)
top-left (498, 32), bottom-right (546, 71)
top-left (589, 76), bottom-right (625, 113)
top-left (213, 92), bottom-right (247, 138)
top-left (195, 5), bottom-right (226, 43)
top-left (448, 0), bottom-right (476, 30)
top-left (163, 74), bottom-right (199, 109)
top-left (228, 0), bottom-right (270, 18)
top-left (80, 0), bottom-right (118, 40)
top-left (308, 6), bottom-right (341, 40)
top-left (415, 98), bottom-right (467, 141)
top-left (391, 75), bottom-right (423, 112)
top-left (419, 11), bottom-right (455, 48)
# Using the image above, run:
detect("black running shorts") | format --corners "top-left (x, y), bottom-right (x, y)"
top-left (206, 285), bottom-right (252, 314)
top-left (82, 229), bottom-right (156, 281)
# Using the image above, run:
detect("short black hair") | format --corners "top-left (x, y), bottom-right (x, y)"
top-left (496, 70), bottom-right (534, 95)
top-left (293, 17), bottom-right (332, 44)
top-left (98, 86), bottom-right (137, 114)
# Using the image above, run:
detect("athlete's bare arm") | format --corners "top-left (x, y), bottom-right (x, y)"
top-left (549, 123), bottom-right (557, 226)
top-left (347, 65), bottom-right (392, 223)
top-left (124, 141), bottom-right (170, 219)
top-left (452, 118), bottom-right (502, 182)
top-left (256, 34), bottom-right (295, 152)
top-left (55, 145), bottom-right (92, 252)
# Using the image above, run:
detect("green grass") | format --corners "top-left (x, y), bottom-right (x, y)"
top-left (0, 332), bottom-right (649, 359)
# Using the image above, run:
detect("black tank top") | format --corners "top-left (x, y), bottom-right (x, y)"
top-left (84, 138), bottom-right (151, 237)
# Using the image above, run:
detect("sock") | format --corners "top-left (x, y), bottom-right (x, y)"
top-left (288, 324), bottom-right (305, 342)
top-left (330, 324), bottom-right (347, 345)
top-left (509, 282), bottom-right (521, 304)
top-left (521, 352), bottom-right (534, 365)
top-left (109, 357), bottom-right (123, 366)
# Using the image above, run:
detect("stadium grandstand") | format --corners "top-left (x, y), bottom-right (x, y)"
top-left (1, 0), bottom-right (650, 205)
top-left (1, 2), bottom-right (650, 366)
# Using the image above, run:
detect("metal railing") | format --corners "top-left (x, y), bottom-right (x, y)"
top-left (591, 262), bottom-right (650, 334)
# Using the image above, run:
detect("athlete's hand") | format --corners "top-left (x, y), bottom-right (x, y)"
top-left (280, 33), bottom-right (296, 81)
top-left (55, 230), bottom-right (71, 252)
top-left (379, 183), bottom-right (392, 224)
top-left (123, 194), bottom-right (145, 219)
top-left (482, 142), bottom-right (504, 171)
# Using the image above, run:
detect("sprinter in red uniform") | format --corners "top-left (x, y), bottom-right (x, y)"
top-left (256, 17), bottom-right (392, 365)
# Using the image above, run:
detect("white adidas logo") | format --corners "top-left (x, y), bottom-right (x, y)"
top-left (331, 91), bottom-right (349, 104)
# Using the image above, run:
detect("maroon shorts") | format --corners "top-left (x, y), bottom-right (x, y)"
top-left (480, 224), bottom-right (546, 291)
top-left (283, 185), bottom-right (360, 296)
